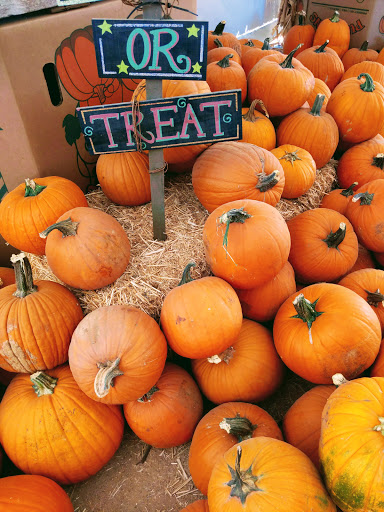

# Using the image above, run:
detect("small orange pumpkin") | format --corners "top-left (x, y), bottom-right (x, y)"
top-left (313, 10), bottom-right (350, 58)
top-left (283, 10), bottom-right (315, 56)
top-left (241, 38), bottom-right (280, 77)
top-left (206, 54), bottom-right (247, 103)
top-left (342, 41), bottom-right (378, 71)
top-left (239, 100), bottom-right (276, 150)
top-left (319, 182), bottom-right (358, 214)
top-left (340, 60), bottom-right (384, 88)
top-left (207, 38), bottom-right (242, 65)
top-left (307, 77), bottom-right (331, 110)
top-left (207, 21), bottom-right (241, 55)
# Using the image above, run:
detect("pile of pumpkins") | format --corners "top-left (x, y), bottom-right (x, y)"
top-left (0, 10), bottom-right (384, 512)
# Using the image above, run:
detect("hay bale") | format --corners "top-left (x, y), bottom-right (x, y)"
top-left (28, 162), bottom-right (337, 319)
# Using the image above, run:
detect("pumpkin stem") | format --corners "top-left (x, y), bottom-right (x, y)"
top-left (24, 178), bottom-right (46, 197)
top-left (352, 192), bottom-right (374, 205)
top-left (207, 346), bottom-right (235, 365)
top-left (244, 40), bottom-right (255, 48)
top-left (359, 41), bottom-right (369, 51)
top-left (212, 21), bottom-right (226, 36)
top-left (243, 99), bottom-right (270, 121)
top-left (213, 38), bottom-right (223, 48)
top-left (10, 253), bottom-right (37, 298)
top-left (358, 73), bottom-right (375, 92)
top-left (94, 357), bottom-right (124, 399)
top-left (138, 385), bottom-right (159, 403)
top-left (330, 10), bottom-right (340, 23)
top-left (218, 208), bottom-right (252, 254)
top-left (291, 294), bottom-right (323, 344)
top-left (332, 373), bottom-right (349, 386)
top-left (261, 38), bottom-right (270, 50)
top-left (40, 217), bottom-right (79, 239)
top-left (340, 182), bottom-right (358, 197)
top-left (278, 150), bottom-right (302, 166)
top-left (31, 371), bottom-right (58, 396)
top-left (280, 44), bottom-right (303, 68)
top-left (314, 40), bottom-right (329, 53)
top-left (372, 153), bottom-right (384, 170)
top-left (256, 170), bottom-right (280, 192)
top-left (226, 445), bottom-right (260, 504)
top-left (216, 54), bottom-right (233, 68)
top-left (309, 94), bottom-right (325, 116)
top-left (297, 10), bottom-right (306, 26)
top-left (178, 262), bottom-right (196, 286)
top-left (373, 417), bottom-right (384, 436)
top-left (219, 414), bottom-right (257, 441)
top-left (322, 222), bottom-right (346, 249)
top-left (364, 288), bottom-right (384, 307)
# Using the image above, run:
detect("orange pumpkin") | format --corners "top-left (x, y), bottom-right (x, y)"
top-left (283, 11), bottom-right (315, 56)
top-left (207, 21), bottom-right (241, 55)
top-left (307, 77), bottom-right (331, 110)
top-left (206, 54), bottom-right (247, 103)
top-left (271, 144), bottom-right (317, 198)
top-left (273, 282), bottom-right (381, 383)
top-left (370, 338), bottom-right (384, 376)
top-left (0, 267), bottom-right (15, 288)
top-left (192, 142), bottom-right (285, 212)
top-left (123, 362), bottom-right (203, 448)
top-left (340, 60), bottom-right (384, 88)
top-left (313, 10), bottom-right (350, 58)
top-left (239, 100), bottom-right (276, 150)
top-left (319, 182), bottom-right (358, 214)
top-left (342, 243), bottom-right (375, 276)
top-left (240, 39), bottom-right (263, 57)
top-left (189, 401), bottom-right (282, 496)
top-left (241, 38), bottom-right (280, 77)
top-left (202, 199), bottom-right (291, 289)
top-left (377, 47), bottom-right (384, 65)
top-left (342, 41), bottom-right (378, 71)
top-left (68, 305), bottom-right (167, 403)
top-left (207, 39), bottom-right (242, 65)
top-left (0, 177), bottom-right (88, 256)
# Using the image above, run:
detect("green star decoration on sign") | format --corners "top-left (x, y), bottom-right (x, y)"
top-left (187, 24), bottom-right (200, 37)
top-left (117, 60), bottom-right (129, 73)
top-left (98, 20), bottom-right (112, 35)
top-left (192, 62), bottom-right (202, 73)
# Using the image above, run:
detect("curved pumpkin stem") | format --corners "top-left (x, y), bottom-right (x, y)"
top-left (213, 38), bottom-right (223, 48)
top-left (40, 217), bottom-right (79, 239)
top-left (178, 262), bottom-right (196, 286)
top-left (212, 21), bottom-right (226, 36)
top-left (219, 414), bottom-right (257, 441)
top-left (31, 371), bottom-right (58, 396)
top-left (280, 44), bottom-right (303, 68)
top-left (94, 357), bottom-right (124, 399)
top-left (314, 40), bottom-right (329, 53)
top-left (243, 99), bottom-right (270, 121)
top-left (216, 54), bottom-right (233, 68)
top-left (309, 94), bottom-right (325, 116)
top-left (24, 178), bottom-right (47, 197)
top-left (358, 73), bottom-right (375, 92)
top-left (138, 385), bottom-right (159, 403)
top-left (226, 446), bottom-right (260, 504)
top-left (365, 288), bottom-right (384, 307)
top-left (217, 207), bottom-right (252, 254)
top-left (322, 222), bottom-right (346, 249)
top-left (10, 253), bottom-right (37, 298)
top-left (256, 170), bottom-right (280, 192)
top-left (340, 182), bottom-right (358, 197)
top-left (373, 154), bottom-right (384, 170)
top-left (352, 191), bottom-right (374, 205)
top-left (292, 294), bottom-right (323, 344)
top-left (330, 10), bottom-right (340, 22)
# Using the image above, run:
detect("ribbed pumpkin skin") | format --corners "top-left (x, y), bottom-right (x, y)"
top-left (296, 44), bottom-right (344, 91)
top-left (307, 78), bottom-right (331, 110)
top-left (0, 280), bottom-right (83, 373)
top-left (239, 106), bottom-right (276, 150)
top-left (207, 46), bottom-right (242, 65)
top-left (203, 199), bottom-right (291, 289)
top-left (208, 437), bottom-right (336, 512)
top-left (319, 187), bottom-right (355, 215)
top-left (273, 283), bottom-right (381, 384)
top-left (337, 136), bottom-right (384, 188)
top-left (0, 475), bottom-right (74, 511)
top-left (287, 208), bottom-right (358, 283)
top-left (0, 365), bottom-right (124, 484)
top-left (69, 305), bottom-right (167, 403)
top-left (283, 385), bottom-right (335, 469)
top-left (160, 274), bottom-right (242, 359)
top-left (236, 261), bottom-right (296, 323)
top-left (283, 23), bottom-right (315, 56)
top-left (123, 363), bottom-right (203, 448)
top-left (0, 267), bottom-right (15, 288)
top-left (96, 151), bottom-right (150, 205)
top-left (313, 13), bottom-right (350, 58)
top-left (191, 319), bottom-right (284, 404)
top-left (319, 376), bottom-right (384, 512)
top-left (341, 61), bottom-right (384, 88)
top-left (206, 58), bottom-right (247, 103)
top-left (180, 500), bottom-right (209, 512)
top-left (189, 402), bottom-right (283, 496)
top-left (241, 46), bottom-right (280, 77)
top-left (207, 27), bottom-right (241, 55)
top-left (44, 207), bottom-right (131, 290)
top-left (342, 45), bottom-right (378, 71)
top-left (345, 179), bottom-right (384, 252)
top-left (338, 269), bottom-right (384, 330)
top-left (0, 177), bottom-right (88, 255)
top-left (192, 142), bottom-right (285, 213)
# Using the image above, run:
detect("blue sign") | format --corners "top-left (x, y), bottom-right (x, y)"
top-left (92, 19), bottom-right (208, 80)
top-left (76, 90), bottom-right (242, 155)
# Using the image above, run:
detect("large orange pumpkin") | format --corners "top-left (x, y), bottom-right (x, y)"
top-left (342, 41), bottom-right (378, 71)
top-left (273, 283), bottom-right (381, 383)
top-left (0, 253), bottom-right (83, 373)
top-left (160, 263), bottom-right (242, 359)
top-left (0, 474), bottom-right (74, 511)
top-left (0, 177), bottom-right (88, 255)
top-left (239, 100), bottom-right (276, 150)
top-left (202, 199), bottom-right (291, 289)
top-left (0, 364), bottom-right (124, 484)
top-left (208, 437), bottom-right (336, 512)
top-left (41, 206), bottom-right (131, 290)
top-left (313, 10), bottom-right (350, 58)
top-left (68, 305), bottom-right (167, 403)
top-left (188, 401), bottom-right (282, 496)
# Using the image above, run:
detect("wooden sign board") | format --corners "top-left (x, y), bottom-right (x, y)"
top-left (92, 19), bottom-right (208, 81)
top-left (76, 90), bottom-right (242, 155)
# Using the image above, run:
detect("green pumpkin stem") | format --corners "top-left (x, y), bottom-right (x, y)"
top-left (212, 21), bottom-right (226, 36)
top-left (292, 294), bottom-right (323, 344)
top-left (219, 414), bottom-right (257, 442)
top-left (24, 178), bottom-right (47, 197)
top-left (352, 192), bottom-right (374, 205)
top-left (280, 44), bottom-right (303, 68)
top-left (310, 94), bottom-right (325, 116)
top-left (10, 253), bottom-right (37, 298)
top-left (214, 38), bottom-right (223, 48)
top-left (217, 54), bottom-right (233, 68)
top-left (373, 417), bottom-right (384, 436)
top-left (360, 41), bottom-right (369, 51)
top-left (358, 73), bottom-right (375, 92)
top-left (278, 150), bottom-right (302, 165)
top-left (178, 262), bottom-right (196, 286)
top-left (340, 182), bottom-right (358, 197)
top-left (94, 358), bottom-right (124, 399)
top-left (218, 208), bottom-right (252, 254)
top-left (39, 217), bottom-right (79, 239)
top-left (330, 10), bottom-right (340, 22)
top-left (138, 385), bottom-right (159, 402)
top-left (297, 10), bottom-right (306, 26)
top-left (244, 40), bottom-right (255, 48)
top-left (261, 38), bottom-right (270, 50)
top-left (256, 170), bottom-right (280, 192)
top-left (373, 153), bottom-right (384, 170)
top-left (323, 222), bottom-right (346, 249)
top-left (364, 289), bottom-right (384, 307)
top-left (314, 40), bottom-right (329, 53)
top-left (31, 371), bottom-right (58, 396)
top-left (226, 446), bottom-right (260, 504)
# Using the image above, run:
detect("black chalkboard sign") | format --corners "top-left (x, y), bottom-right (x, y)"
top-left (76, 90), bottom-right (242, 155)
top-left (92, 19), bottom-right (208, 81)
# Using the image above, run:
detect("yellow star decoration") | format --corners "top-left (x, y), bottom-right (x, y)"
top-left (117, 60), bottom-right (129, 74)
top-left (98, 20), bottom-right (112, 35)
top-left (187, 24), bottom-right (200, 38)
top-left (192, 62), bottom-right (202, 73)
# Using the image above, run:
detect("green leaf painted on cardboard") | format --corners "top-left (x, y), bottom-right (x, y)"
top-left (63, 114), bottom-right (81, 146)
